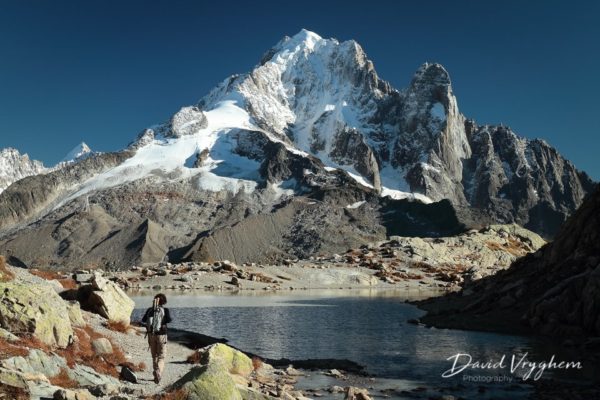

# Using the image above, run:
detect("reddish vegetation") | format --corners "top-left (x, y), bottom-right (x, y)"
top-left (0, 256), bottom-right (15, 282)
top-left (105, 320), bottom-right (131, 333)
top-left (16, 335), bottom-right (51, 354)
top-left (252, 356), bottom-right (263, 371)
top-left (55, 325), bottom-right (143, 378)
top-left (0, 385), bottom-right (29, 400)
top-left (28, 268), bottom-right (78, 289)
top-left (186, 350), bottom-right (202, 364)
top-left (48, 368), bottom-right (78, 388)
top-left (2, 312), bottom-right (143, 381)
top-left (410, 261), bottom-right (436, 272)
top-left (155, 388), bottom-right (188, 400)
top-left (29, 268), bottom-right (64, 280)
top-left (485, 238), bottom-right (527, 257)
top-left (58, 278), bottom-right (79, 290)
top-left (0, 336), bottom-right (29, 358)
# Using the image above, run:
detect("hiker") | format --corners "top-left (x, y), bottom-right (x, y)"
top-left (141, 293), bottom-right (172, 383)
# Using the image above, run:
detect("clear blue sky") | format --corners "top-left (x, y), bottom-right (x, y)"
top-left (0, 0), bottom-right (598, 179)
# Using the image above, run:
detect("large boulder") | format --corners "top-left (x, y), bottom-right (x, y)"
top-left (173, 344), bottom-right (256, 400)
top-left (81, 274), bottom-right (134, 325)
top-left (0, 366), bottom-right (54, 399)
top-left (0, 282), bottom-right (74, 348)
top-left (65, 301), bottom-right (86, 327)
top-left (199, 343), bottom-right (254, 377)
top-left (1, 349), bottom-right (67, 378)
top-left (238, 387), bottom-right (276, 400)
top-left (178, 362), bottom-right (243, 400)
top-left (68, 364), bottom-right (120, 387)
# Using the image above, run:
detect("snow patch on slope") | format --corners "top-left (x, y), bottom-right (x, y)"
top-left (58, 101), bottom-right (260, 206)
top-left (346, 200), bottom-right (366, 209)
top-left (431, 102), bottom-right (446, 121)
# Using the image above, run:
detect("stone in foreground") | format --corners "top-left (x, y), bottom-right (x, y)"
top-left (82, 274), bottom-right (134, 325)
top-left (173, 343), bottom-right (257, 400)
top-left (0, 282), bottom-right (74, 348)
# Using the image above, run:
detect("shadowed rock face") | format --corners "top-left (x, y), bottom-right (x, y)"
top-left (419, 185), bottom-right (600, 339)
top-left (461, 124), bottom-right (595, 237)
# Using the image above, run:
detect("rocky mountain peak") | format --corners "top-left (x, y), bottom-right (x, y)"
top-left (168, 31), bottom-right (596, 235)
top-left (411, 62), bottom-right (452, 88)
top-left (62, 142), bottom-right (92, 163)
top-left (281, 28), bottom-right (324, 50)
top-left (0, 29), bottom-right (594, 273)
top-left (0, 147), bottom-right (47, 193)
top-left (405, 62), bottom-right (454, 114)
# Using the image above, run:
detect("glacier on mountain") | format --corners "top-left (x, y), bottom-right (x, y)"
top-left (0, 29), bottom-right (594, 239)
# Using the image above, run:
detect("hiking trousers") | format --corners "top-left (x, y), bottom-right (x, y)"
top-left (148, 334), bottom-right (167, 381)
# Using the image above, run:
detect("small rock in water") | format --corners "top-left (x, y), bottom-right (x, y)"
top-left (329, 385), bottom-right (344, 393)
top-left (285, 366), bottom-right (303, 376)
top-left (345, 386), bottom-right (372, 400)
top-left (326, 369), bottom-right (344, 378)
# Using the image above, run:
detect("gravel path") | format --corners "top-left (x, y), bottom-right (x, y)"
top-left (85, 312), bottom-right (195, 395)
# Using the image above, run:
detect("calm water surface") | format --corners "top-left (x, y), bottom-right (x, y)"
top-left (131, 290), bottom-right (592, 399)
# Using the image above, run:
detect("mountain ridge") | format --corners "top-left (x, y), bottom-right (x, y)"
top-left (0, 29), bottom-right (594, 268)
top-left (0, 147), bottom-right (47, 194)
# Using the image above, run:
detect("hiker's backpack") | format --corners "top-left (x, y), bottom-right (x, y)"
top-left (146, 305), bottom-right (165, 335)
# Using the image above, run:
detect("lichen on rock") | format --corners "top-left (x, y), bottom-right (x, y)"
top-left (0, 282), bottom-right (73, 348)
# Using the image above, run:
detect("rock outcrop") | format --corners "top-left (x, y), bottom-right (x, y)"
top-left (161, 106), bottom-right (208, 138)
top-left (79, 275), bottom-right (135, 324)
top-left (197, 343), bottom-right (254, 377)
top-left (1, 349), bottom-right (67, 378)
top-left (173, 343), bottom-right (254, 400)
top-left (0, 265), bottom-right (134, 399)
top-left (65, 301), bottom-right (86, 327)
top-left (0, 148), bottom-right (46, 194)
top-left (0, 282), bottom-right (73, 348)
top-left (419, 185), bottom-right (600, 339)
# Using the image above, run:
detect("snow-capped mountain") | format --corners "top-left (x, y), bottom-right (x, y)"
top-left (0, 30), bottom-right (594, 269)
top-left (193, 29), bottom-right (592, 235)
top-left (0, 148), bottom-right (47, 194)
top-left (61, 142), bottom-right (93, 164)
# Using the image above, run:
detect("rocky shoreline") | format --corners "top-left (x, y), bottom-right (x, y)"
top-left (0, 223), bottom-right (549, 400)
top-left (1, 261), bottom-right (386, 400)
top-left (84, 224), bottom-right (544, 296)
